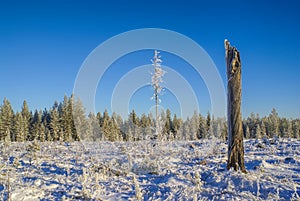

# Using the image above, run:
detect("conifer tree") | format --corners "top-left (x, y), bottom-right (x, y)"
top-left (182, 119), bottom-right (190, 141)
top-left (255, 124), bottom-right (261, 139)
top-left (129, 110), bottom-right (139, 141)
top-left (14, 112), bottom-right (25, 142)
top-left (292, 120), bottom-right (300, 139)
top-left (164, 109), bottom-right (173, 140)
top-left (58, 128), bottom-right (64, 142)
top-left (140, 113), bottom-right (149, 129)
top-left (126, 124), bottom-right (133, 141)
top-left (41, 108), bottom-right (51, 129)
top-left (245, 126), bottom-right (250, 139)
top-left (190, 111), bottom-right (199, 140)
top-left (0, 98), bottom-right (14, 141)
top-left (206, 112), bottom-right (211, 138)
top-left (99, 110), bottom-right (110, 140)
top-left (197, 114), bottom-right (206, 139)
top-left (140, 113), bottom-right (151, 140)
top-left (39, 123), bottom-right (46, 142)
top-left (88, 113), bottom-right (102, 141)
top-left (61, 95), bottom-right (72, 141)
top-left (268, 108), bottom-right (279, 138)
top-left (21, 100), bottom-right (31, 140)
top-left (287, 120), bottom-right (293, 138)
top-left (213, 121), bottom-right (221, 139)
top-left (96, 112), bottom-right (102, 126)
top-left (221, 122), bottom-right (228, 141)
top-left (45, 125), bottom-right (52, 141)
top-left (112, 112), bottom-right (122, 141)
top-left (172, 114), bottom-right (181, 139)
top-left (30, 110), bottom-right (42, 141)
top-left (69, 95), bottom-right (78, 140)
top-left (50, 105), bottom-right (60, 141)
top-left (102, 115), bottom-right (110, 141)
top-left (261, 118), bottom-right (267, 138)
top-left (110, 117), bottom-right (121, 141)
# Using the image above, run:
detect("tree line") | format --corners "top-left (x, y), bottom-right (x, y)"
top-left (0, 96), bottom-right (299, 142)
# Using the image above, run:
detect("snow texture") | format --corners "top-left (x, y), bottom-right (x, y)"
top-left (0, 138), bottom-right (299, 200)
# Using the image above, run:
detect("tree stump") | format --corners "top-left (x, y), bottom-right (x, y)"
top-left (225, 39), bottom-right (247, 173)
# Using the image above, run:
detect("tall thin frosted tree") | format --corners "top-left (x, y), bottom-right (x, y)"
top-left (151, 50), bottom-right (165, 141)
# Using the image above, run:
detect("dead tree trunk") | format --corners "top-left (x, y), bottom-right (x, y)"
top-left (225, 39), bottom-right (247, 173)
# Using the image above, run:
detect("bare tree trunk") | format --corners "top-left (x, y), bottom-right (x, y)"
top-left (155, 91), bottom-right (158, 141)
top-left (225, 39), bottom-right (247, 173)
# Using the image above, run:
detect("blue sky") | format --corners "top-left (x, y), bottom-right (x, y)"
top-left (0, 0), bottom-right (299, 118)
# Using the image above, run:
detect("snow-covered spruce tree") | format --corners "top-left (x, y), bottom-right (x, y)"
top-left (0, 98), bottom-right (14, 141)
top-left (39, 122), bottom-right (46, 142)
top-left (109, 113), bottom-right (122, 141)
top-left (255, 124), bottom-right (262, 139)
top-left (45, 124), bottom-right (52, 141)
top-left (60, 95), bottom-right (73, 142)
top-left (69, 95), bottom-right (79, 140)
top-left (213, 121), bottom-right (221, 139)
top-left (102, 111), bottom-right (121, 141)
top-left (163, 109), bottom-right (173, 140)
top-left (128, 109), bottom-right (139, 141)
top-left (100, 110), bottom-right (111, 141)
top-left (279, 118), bottom-right (293, 138)
top-left (287, 119), bottom-right (293, 138)
top-left (221, 121), bottom-right (228, 141)
top-left (261, 118), bottom-right (267, 138)
top-left (181, 118), bottom-right (191, 141)
top-left (21, 100), bottom-right (31, 141)
top-left (268, 108), bottom-right (279, 138)
top-left (151, 50), bottom-right (165, 141)
top-left (245, 112), bottom-right (259, 138)
top-left (73, 98), bottom-right (88, 140)
top-left (13, 112), bottom-right (25, 142)
top-left (50, 105), bottom-right (60, 141)
top-left (292, 120), bottom-right (300, 139)
top-left (197, 114), bottom-right (207, 139)
top-left (29, 110), bottom-right (42, 141)
top-left (87, 112), bottom-right (102, 141)
top-left (245, 126), bottom-right (250, 139)
top-left (111, 112), bottom-right (123, 141)
top-left (140, 113), bottom-right (152, 140)
top-left (190, 111), bottom-right (199, 140)
top-left (206, 112), bottom-right (212, 139)
top-left (172, 114), bottom-right (181, 139)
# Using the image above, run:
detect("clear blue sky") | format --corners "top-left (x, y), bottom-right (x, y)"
top-left (0, 0), bottom-right (299, 118)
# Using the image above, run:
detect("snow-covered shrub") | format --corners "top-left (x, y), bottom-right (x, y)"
top-left (132, 156), bottom-right (159, 175)
top-left (191, 171), bottom-right (202, 191)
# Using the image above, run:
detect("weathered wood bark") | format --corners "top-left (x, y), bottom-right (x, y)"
top-left (225, 39), bottom-right (247, 173)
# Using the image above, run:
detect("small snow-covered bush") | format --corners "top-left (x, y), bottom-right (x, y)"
top-left (132, 156), bottom-right (159, 175)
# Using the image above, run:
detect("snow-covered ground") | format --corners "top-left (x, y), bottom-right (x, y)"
top-left (0, 138), bottom-right (299, 200)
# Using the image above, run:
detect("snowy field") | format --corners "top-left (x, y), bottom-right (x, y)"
top-left (0, 138), bottom-right (299, 200)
